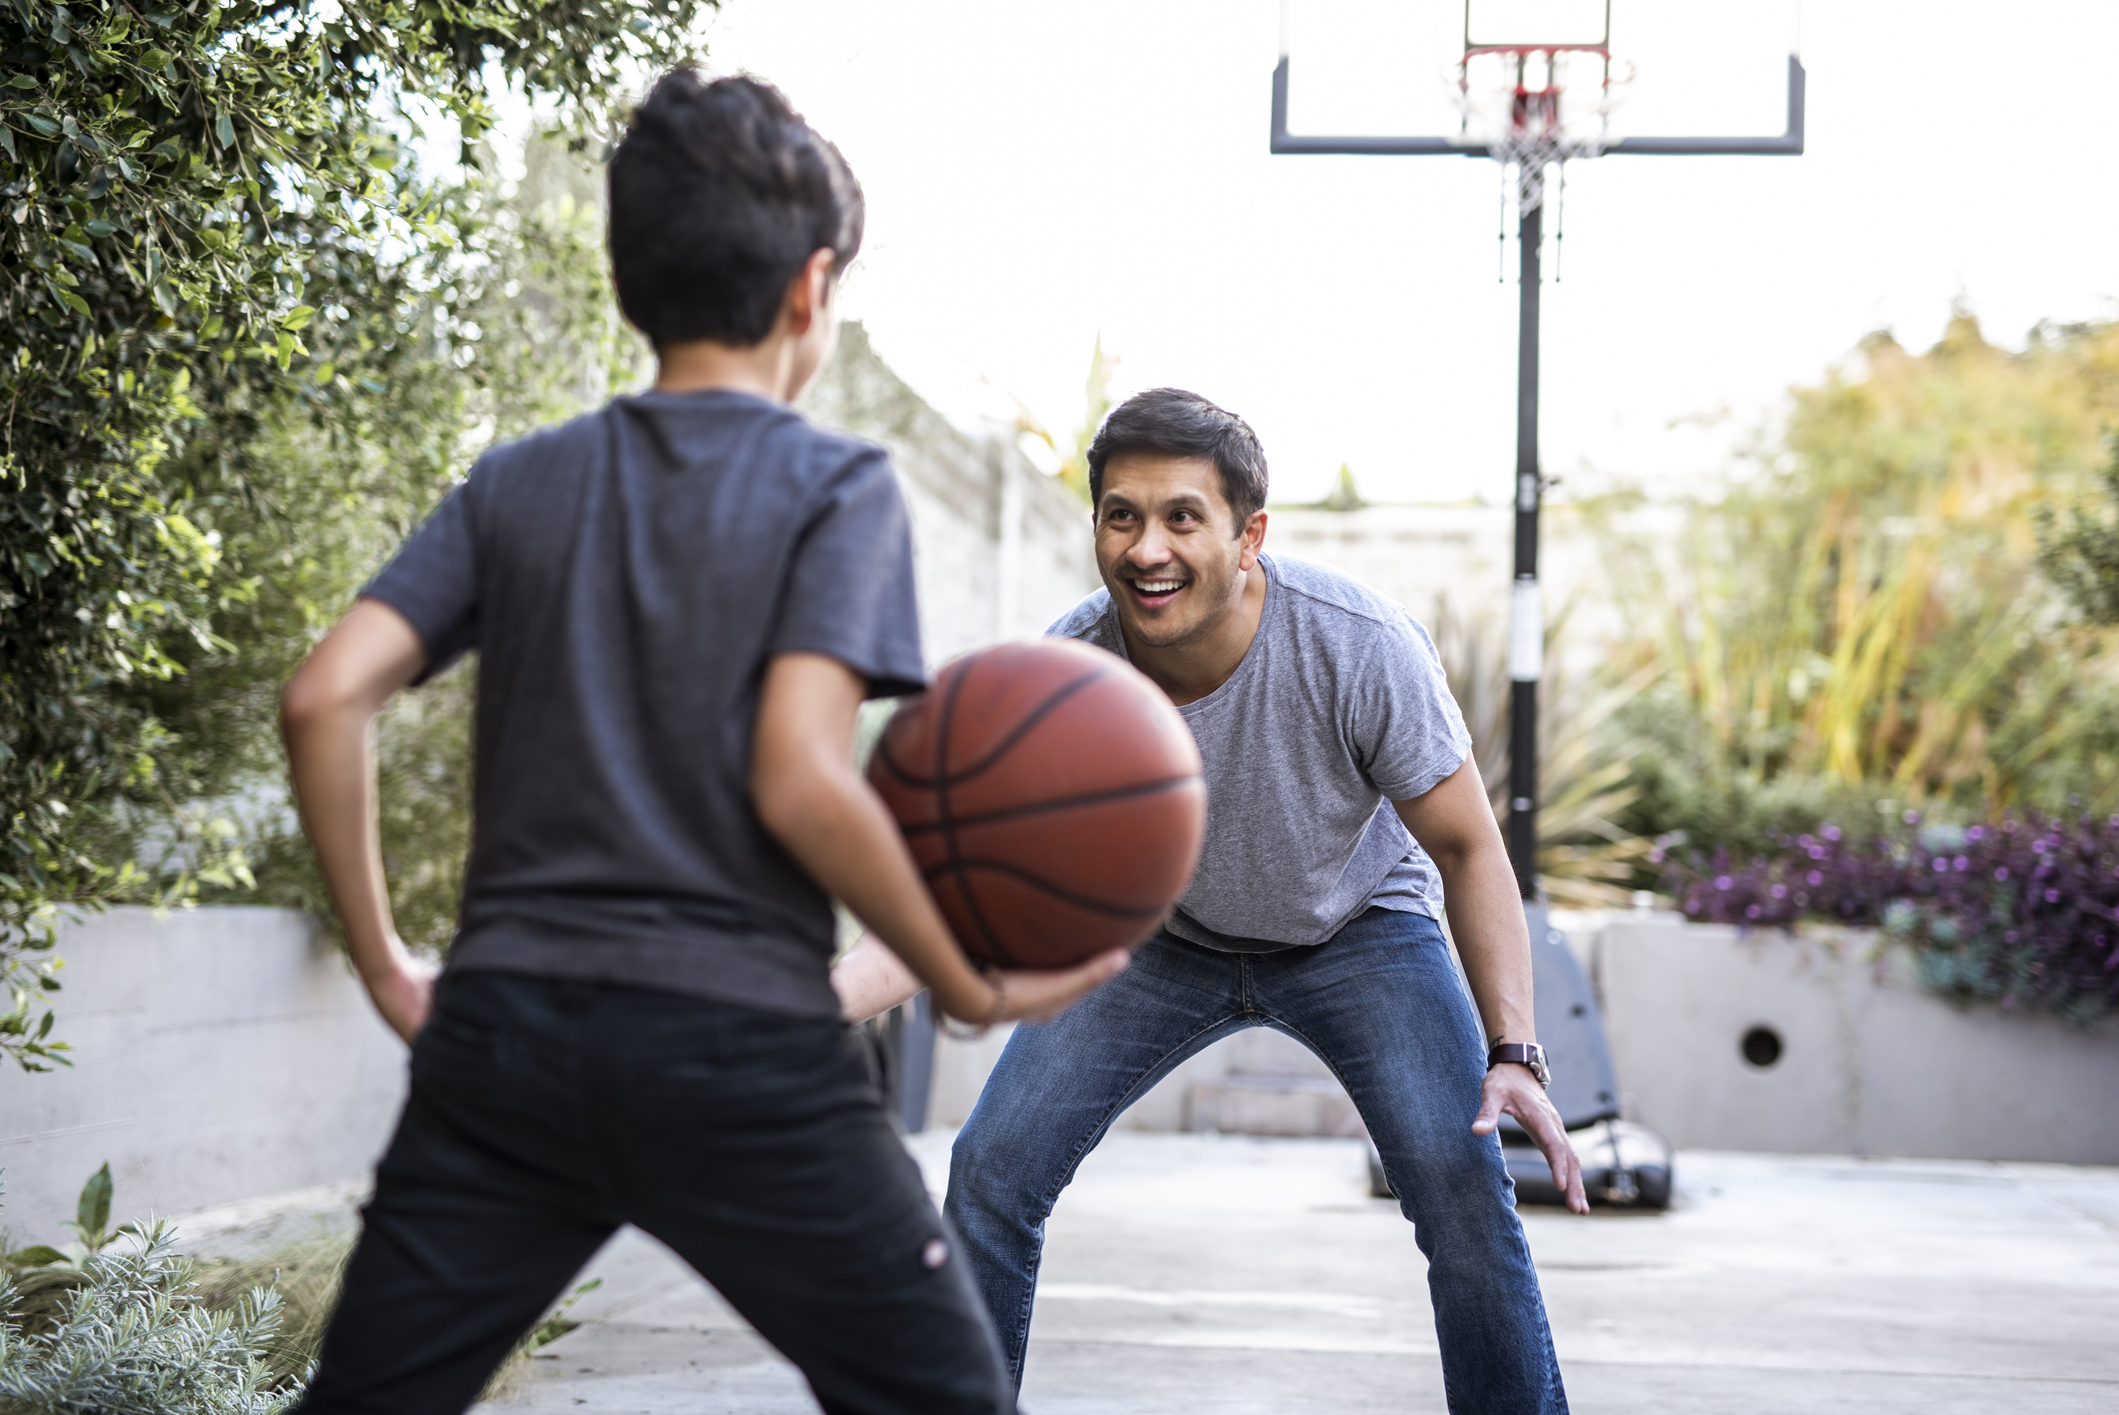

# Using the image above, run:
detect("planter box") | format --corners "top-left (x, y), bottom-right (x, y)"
top-left (1594, 914), bottom-right (2119, 1164)
top-left (0, 907), bottom-right (405, 1244)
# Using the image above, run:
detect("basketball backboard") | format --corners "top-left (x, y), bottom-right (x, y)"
top-left (1274, 0), bottom-right (1802, 157)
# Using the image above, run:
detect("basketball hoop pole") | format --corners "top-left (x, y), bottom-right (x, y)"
top-left (1507, 190), bottom-right (1543, 899)
top-left (1268, 3), bottom-right (1805, 899)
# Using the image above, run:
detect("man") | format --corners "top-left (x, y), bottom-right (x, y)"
top-left (280, 70), bottom-right (1120, 1415)
top-left (837, 388), bottom-right (1584, 1413)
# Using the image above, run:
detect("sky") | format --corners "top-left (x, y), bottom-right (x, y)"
top-left (679, 0), bottom-right (2119, 506)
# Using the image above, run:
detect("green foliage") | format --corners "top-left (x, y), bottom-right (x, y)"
top-left (2, 1165), bottom-right (290, 1413)
top-left (0, 0), bottom-right (696, 1067)
top-left (2038, 436), bottom-right (2119, 624)
top-left (1605, 313), bottom-right (2119, 863)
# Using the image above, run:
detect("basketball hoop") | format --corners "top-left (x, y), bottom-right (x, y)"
top-left (1450, 43), bottom-right (1631, 214)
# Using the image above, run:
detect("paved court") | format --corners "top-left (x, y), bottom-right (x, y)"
top-left (419, 1130), bottom-right (2119, 1414)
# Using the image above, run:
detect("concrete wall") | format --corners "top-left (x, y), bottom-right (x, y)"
top-left (0, 907), bottom-right (405, 1245)
top-left (930, 916), bottom-right (2119, 1166)
top-left (1594, 914), bottom-right (2119, 1164)
top-left (801, 322), bottom-right (1098, 657)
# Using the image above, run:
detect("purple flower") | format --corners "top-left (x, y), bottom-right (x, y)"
top-left (1953, 856), bottom-right (1969, 871)
top-left (1823, 825), bottom-right (1842, 842)
top-left (1770, 883), bottom-right (1788, 899)
top-left (1715, 876), bottom-right (1733, 891)
top-left (1996, 867), bottom-right (2010, 881)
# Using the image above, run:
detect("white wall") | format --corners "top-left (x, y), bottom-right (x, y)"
top-left (0, 907), bottom-right (406, 1246)
top-left (1594, 914), bottom-right (2119, 1164)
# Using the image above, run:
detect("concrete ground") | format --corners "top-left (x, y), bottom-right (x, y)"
top-left (175, 1132), bottom-right (2119, 1413)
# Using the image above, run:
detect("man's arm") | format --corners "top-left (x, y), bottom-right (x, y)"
top-left (754, 652), bottom-right (1127, 1025)
top-left (833, 931), bottom-right (923, 1023)
top-left (281, 599), bottom-right (436, 1044)
top-left (1395, 758), bottom-right (1588, 1213)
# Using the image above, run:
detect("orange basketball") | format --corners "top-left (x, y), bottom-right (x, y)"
top-left (867, 638), bottom-right (1206, 969)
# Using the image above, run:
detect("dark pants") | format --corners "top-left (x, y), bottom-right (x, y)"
top-left (946, 910), bottom-right (1568, 1414)
top-left (297, 972), bottom-right (1014, 1415)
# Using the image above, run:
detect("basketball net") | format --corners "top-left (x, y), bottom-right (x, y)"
top-left (1452, 46), bottom-right (1631, 214)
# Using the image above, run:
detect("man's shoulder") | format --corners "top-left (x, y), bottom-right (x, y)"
top-left (1047, 587), bottom-right (1121, 647)
top-left (1266, 554), bottom-right (1417, 634)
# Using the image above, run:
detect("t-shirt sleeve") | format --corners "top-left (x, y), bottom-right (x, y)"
top-left (771, 449), bottom-right (927, 698)
top-left (1349, 610), bottom-right (1473, 801)
top-left (361, 470), bottom-right (481, 685)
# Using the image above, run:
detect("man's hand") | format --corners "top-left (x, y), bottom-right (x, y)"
top-left (1473, 1063), bottom-right (1589, 1214)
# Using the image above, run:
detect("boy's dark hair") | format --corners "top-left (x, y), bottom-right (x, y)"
top-left (608, 69), bottom-right (865, 348)
top-left (1086, 389), bottom-right (1270, 528)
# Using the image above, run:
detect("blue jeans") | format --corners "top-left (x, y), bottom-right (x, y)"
top-left (944, 908), bottom-right (1568, 1414)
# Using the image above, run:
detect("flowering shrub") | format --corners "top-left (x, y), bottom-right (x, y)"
top-left (1661, 811), bottom-right (2119, 1021)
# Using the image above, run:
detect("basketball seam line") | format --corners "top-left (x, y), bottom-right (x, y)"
top-left (873, 667), bottom-right (1110, 790)
top-left (895, 775), bottom-right (1201, 837)
top-left (918, 857), bottom-right (1171, 920)
top-left (932, 659), bottom-right (1018, 968)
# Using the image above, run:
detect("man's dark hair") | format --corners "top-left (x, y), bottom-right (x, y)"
top-left (1086, 389), bottom-right (1270, 528)
top-left (608, 69), bottom-right (864, 348)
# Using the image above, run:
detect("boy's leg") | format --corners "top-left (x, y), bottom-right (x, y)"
top-left (1252, 909), bottom-right (1569, 1415)
top-left (297, 974), bottom-right (620, 1415)
top-left (943, 932), bottom-right (1248, 1388)
top-left (601, 986), bottom-right (1014, 1415)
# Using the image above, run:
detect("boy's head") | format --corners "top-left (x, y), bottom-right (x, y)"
top-left (609, 69), bottom-right (864, 350)
top-left (1088, 390), bottom-right (1271, 650)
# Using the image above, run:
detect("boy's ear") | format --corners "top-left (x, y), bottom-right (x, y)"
top-left (784, 248), bottom-right (838, 336)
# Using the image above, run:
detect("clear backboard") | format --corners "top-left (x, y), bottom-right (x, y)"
top-left (1274, 0), bottom-right (1802, 158)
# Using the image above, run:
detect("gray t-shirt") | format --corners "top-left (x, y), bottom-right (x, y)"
top-left (1050, 554), bottom-right (1471, 950)
top-left (365, 389), bottom-right (926, 1019)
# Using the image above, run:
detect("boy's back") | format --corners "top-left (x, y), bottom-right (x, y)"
top-left (367, 390), bottom-right (922, 1016)
top-left (276, 70), bottom-right (1117, 1415)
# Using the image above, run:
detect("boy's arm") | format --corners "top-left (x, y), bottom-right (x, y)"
top-left (1395, 757), bottom-right (1589, 1213)
top-left (754, 652), bottom-right (1127, 1025)
top-left (282, 599), bottom-right (436, 1044)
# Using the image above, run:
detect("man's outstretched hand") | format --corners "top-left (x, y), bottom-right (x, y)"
top-left (1472, 1063), bottom-right (1590, 1214)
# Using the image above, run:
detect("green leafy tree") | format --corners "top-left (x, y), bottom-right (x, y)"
top-left (1, 0), bottom-right (709, 1069)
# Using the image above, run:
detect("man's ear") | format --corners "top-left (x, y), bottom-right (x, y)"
top-left (783, 248), bottom-right (838, 335)
top-left (1237, 509), bottom-right (1269, 571)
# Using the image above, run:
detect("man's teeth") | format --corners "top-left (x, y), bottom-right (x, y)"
top-left (1135, 579), bottom-right (1183, 594)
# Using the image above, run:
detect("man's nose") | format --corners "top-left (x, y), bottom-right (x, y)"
top-left (1128, 521), bottom-right (1176, 566)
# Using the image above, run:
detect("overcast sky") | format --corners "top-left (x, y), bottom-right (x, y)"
top-left (688, 0), bottom-right (2119, 506)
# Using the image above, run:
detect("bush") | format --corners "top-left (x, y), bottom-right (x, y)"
top-left (1662, 809), bottom-right (2119, 1021)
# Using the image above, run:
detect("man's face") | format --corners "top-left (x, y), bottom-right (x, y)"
top-left (1093, 453), bottom-right (1263, 649)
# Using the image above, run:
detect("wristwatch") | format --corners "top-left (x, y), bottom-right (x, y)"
top-left (1487, 1042), bottom-right (1550, 1089)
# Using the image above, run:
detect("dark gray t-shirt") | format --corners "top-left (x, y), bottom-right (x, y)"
top-left (364, 389), bottom-right (925, 1018)
top-left (1050, 554), bottom-right (1471, 951)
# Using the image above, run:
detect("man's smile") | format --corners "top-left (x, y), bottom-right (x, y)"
top-left (1124, 572), bottom-right (1188, 610)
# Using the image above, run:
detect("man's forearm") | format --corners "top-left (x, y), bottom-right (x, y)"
top-left (1434, 839), bottom-right (1538, 1048)
top-left (833, 932), bottom-right (925, 1022)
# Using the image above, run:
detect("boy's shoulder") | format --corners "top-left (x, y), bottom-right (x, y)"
top-left (472, 392), bottom-right (886, 493)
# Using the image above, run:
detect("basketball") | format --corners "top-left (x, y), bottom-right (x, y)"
top-left (867, 638), bottom-right (1206, 969)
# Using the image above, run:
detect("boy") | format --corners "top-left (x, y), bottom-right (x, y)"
top-left (280, 70), bottom-right (1122, 1415)
top-left (837, 389), bottom-right (1582, 1413)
